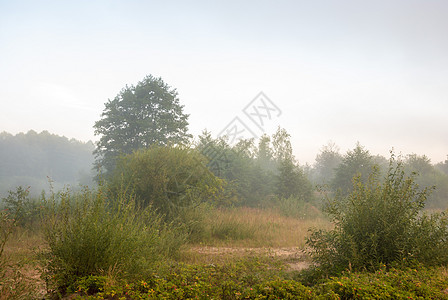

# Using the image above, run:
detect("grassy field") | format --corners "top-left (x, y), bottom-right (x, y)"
top-left (1, 205), bottom-right (330, 298)
top-left (180, 206), bottom-right (331, 268)
top-left (2, 205), bottom-right (448, 299)
top-left (198, 206), bottom-right (331, 248)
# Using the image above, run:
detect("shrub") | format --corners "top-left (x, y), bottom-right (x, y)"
top-left (109, 146), bottom-right (224, 222)
top-left (40, 186), bottom-right (185, 296)
top-left (307, 154), bottom-right (448, 276)
top-left (1, 186), bottom-right (40, 228)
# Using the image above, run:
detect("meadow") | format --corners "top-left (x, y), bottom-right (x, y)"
top-left (1, 190), bottom-right (448, 300)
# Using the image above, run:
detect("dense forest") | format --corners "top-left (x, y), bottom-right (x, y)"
top-left (0, 130), bottom-right (95, 197)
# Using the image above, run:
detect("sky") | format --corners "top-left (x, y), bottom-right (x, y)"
top-left (1, 0), bottom-right (447, 165)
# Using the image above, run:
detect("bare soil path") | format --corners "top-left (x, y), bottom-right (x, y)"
top-left (187, 246), bottom-right (311, 271)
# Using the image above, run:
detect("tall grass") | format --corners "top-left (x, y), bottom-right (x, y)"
top-left (40, 186), bottom-right (186, 296)
top-left (198, 207), bottom-right (331, 248)
top-left (0, 188), bottom-right (42, 299)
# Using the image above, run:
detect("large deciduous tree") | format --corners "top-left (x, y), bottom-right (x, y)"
top-left (93, 75), bottom-right (191, 175)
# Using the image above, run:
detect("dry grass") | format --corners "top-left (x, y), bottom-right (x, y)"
top-left (1, 206), bottom-right (331, 297)
top-left (0, 228), bottom-right (46, 300)
top-left (201, 206), bottom-right (331, 248)
top-left (3, 229), bottom-right (44, 262)
top-left (180, 206), bottom-right (330, 267)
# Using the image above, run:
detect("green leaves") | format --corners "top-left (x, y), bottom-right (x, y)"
top-left (109, 146), bottom-right (223, 221)
top-left (331, 143), bottom-right (374, 195)
top-left (40, 186), bottom-right (184, 295)
top-left (308, 154), bottom-right (448, 276)
top-left (94, 75), bottom-right (192, 176)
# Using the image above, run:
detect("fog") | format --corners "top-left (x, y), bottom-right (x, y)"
top-left (1, 0), bottom-right (447, 165)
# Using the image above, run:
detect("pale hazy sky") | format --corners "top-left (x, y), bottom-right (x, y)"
top-left (1, 0), bottom-right (447, 164)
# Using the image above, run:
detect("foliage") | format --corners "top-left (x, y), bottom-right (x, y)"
top-left (404, 154), bottom-right (448, 209)
top-left (435, 155), bottom-right (448, 175)
top-left (93, 75), bottom-right (191, 175)
top-left (271, 127), bottom-right (294, 162)
top-left (1, 187), bottom-right (34, 256)
top-left (196, 128), bottom-right (314, 207)
top-left (331, 142), bottom-right (374, 195)
top-left (65, 261), bottom-right (448, 299)
top-left (109, 146), bottom-right (223, 223)
top-left (40, 186), bottom-right (185, 296)
top-left (315, 265), bottom-right (448, 299)
top-left (311, 141), bottom-right (343, 185)
top-left (307, 154), bottom-right (448, 277)
top-left (72, 257), bottom-right (297, 299)
top-left (256, 134), bottom-right (274, 167)
top-left (196, 131), bottom-right (275, 207)
top-left (276, 159), bottom-right (313, 200)
top-left (273, 128), bottom-right (313, 201)
top-left (1, 186), bottom-right (40, 228)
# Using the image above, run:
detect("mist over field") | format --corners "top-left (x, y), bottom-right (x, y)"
top-left (1, 1), bottom-right (448, 299)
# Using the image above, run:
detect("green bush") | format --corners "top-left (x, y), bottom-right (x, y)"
top-left (307, 154), bottom-right (448, 276)
top-left (1, 186), bottom-right (40, 228)
top-left (109, 146), bottom-right (223, 222)
top-left (40, 186), bottom-right (185, 296)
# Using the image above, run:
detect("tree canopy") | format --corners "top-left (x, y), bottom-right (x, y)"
top-left (311, 141), bottom-right (342, 185)
top-left (196, 127), bottom-right (313, 206)
top-left (331, 142), bottom-right (374, 195)
top-left (93, 75), bottom-right (191, 175)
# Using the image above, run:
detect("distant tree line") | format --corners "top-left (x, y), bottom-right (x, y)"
top-left (3, 74), bottom-right (447, 211)
top-left (309, 142), bottom-right (448, 209)
top-left (92, 74), bottom-right (448, 211)
top-left (0, 130), bottom-right (95, 197)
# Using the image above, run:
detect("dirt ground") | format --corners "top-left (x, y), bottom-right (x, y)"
top-left (187, 246), bottom-right (311, 271)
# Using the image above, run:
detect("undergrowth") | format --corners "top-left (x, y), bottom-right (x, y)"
top-left (69, 261), bottom-right (448, 299)
top-left (39, 186), bottom-right (186, 297)
top-left (307, 155), bottom-right (448, 278)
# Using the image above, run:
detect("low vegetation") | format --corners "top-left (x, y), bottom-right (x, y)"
top-left (307, 155), bottom-right (448, 279)
top-left (1, 159), bottom-right (448, 299)
top-left (40, 186), bottom-right (186, 297)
